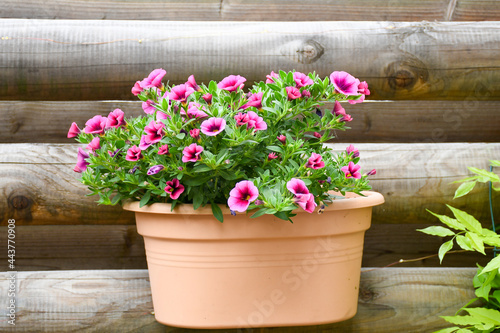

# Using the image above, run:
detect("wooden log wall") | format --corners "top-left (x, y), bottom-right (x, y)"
top-left (1, 2), bottom-right (499, 332)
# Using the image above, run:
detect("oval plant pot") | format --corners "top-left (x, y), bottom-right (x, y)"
top-left (123, 191), bottom-right (384, 329)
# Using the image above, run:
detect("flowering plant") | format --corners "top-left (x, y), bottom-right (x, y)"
top-left (69, 69), bottom-right (375, 222)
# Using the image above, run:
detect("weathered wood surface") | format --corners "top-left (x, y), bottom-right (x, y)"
top-left (0, 268), bottom-right (477, 332)
top-left (2, 100), bottom-right (500, 143)
top-left (2, 0), bottom-right (500, 21)
top-left (0, 223), bottom-right (488, 271)
top-left (1, 143), bottom-right (499, 226)
top-left (1, 20), bottom-right (499, 101)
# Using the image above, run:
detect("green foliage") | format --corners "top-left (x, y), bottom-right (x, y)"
top-left (420, 161), bottom-right (500, 333)
top-left (71, 70), bottom-right (373, 222)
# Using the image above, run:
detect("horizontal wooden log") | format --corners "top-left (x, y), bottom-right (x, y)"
top-left (1, 143), bottom-right (499, 226)
top-left (1, 20), bottom-right (500, 101)
top-left (2, 0), bottom-right (500, 21)
top-left (0, 223), bottom-right (488, 271)
top-left (2, 100), bottom-right (500, 143)
top-left (0, 100), bottom-right (500, 143)
top-left (0, 268), bottom-right (477, 332)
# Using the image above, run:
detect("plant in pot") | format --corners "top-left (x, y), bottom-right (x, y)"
top-left (419, 160), bottom-right (500, 333)
top-left (68, 69), bottom-right (384, 329)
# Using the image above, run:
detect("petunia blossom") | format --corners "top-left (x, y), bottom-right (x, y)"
top-left (348, 81), bottom-right (370, 105)
top-left (341, 161), bottom-right (361, 179)
top-left (169, 84), bottom-right (195, 103)
top-left (67, 122), bottom-right (81, 138)
top-left (293, 72), bottom-right (314, 87)
top-left (190, 128), bottom-right (200, 140)
top-left (106, 109), bottom-right (126, 128)
top-left (286, 178), bottom-right (310, 196)
top-left (74, 147), bottom-right (90, 173)
top-left (217, 75), bottom-right (246, 92)
top-left (131, 81), bottom-right (143, 96)
top-left (241, 92), bottom-right (263, 110)
top-left (294, 193), bottom-right (317, 213)
top-left (341, 114), bottom-right (353, 122)
top-left (202, 93), bottom-right (212, 104)
top-left (182, 143), bottom-right (204, 162)
top-left (266, 71), bottom-right (280, 84)
top-left (185, 75), bottom-right (202, 92)
top-left (84, 115), bottom-right (107, 135)
top-left (147, 165), bottom-right (164, 175)
top-left (227, 180), bottom-right (259, 212)
top-left (164, 179), bottom-right (185, 200)
top-left (200, 117), bottom-right (226, 136)
top-left (302, 90), bottom-right (311, 98)
top-left (277, 135), bottom-right (286, 144)
top-left (346, 144), bottom-right (359, 158)
top-left (142, 100), bottom-right (156, 115)
top-left (140, 68), bottom-right (166, 89)
top-left (366, 169), bottom-right (377, 176)
top-left (286, 86), bottom-right (301, 100)
top-left (332, 101), bottom-right (346, 116)
top-left (268, 152), bottom-right (278, 160)
top-left (126, 145), bottom-right (142, 161)
top-left (305, 153), bottom-right (325, 169)
top-left (234, 111), bottom-right (267, 131)
top-left (158, 144), bottom-right (169, 155)
top-left (330, 71), bottom-right (360, 96)
top-left (144, 121), bottom-right (164, 144)
top-left (182, 102), bottom-right (208, 119)
top-left (86, 137), bottom-right (100, 153)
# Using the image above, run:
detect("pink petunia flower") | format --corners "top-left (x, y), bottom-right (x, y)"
top-left (147, 165), bottom-right (164, 175)
top-left (67, 122), bottom-right (81, 138)
top-left (74, 147), bottom-right (90, 173)
top-left (277, 135), bottom-right (286, 144)
top-left (86, 137), bottom-right (100, 153)
top-left (301, 90), bottom-right (311, 98)
top-left (169, 84), bottom-right (195, 103)
top-left (268, 152), bottom-right (278, 160)
top-left (294, 193), bottom-right (317, 213)
top-left (182, 102), bottom-right (208, 119)
top-left (200, 117), bottom-right (226, 136)
top-left (190, 128), bottom-right (200, 140)
top-left (185, 75), bottom-right (202, 92)
top-left (313, 132), bottom-right (322, 139)
top-left (332, 101), bottom-right (346, 116)
top-left (217, 75), bottom-right (246, 92)
top-left (366, 169), bottom-right (377, 176)
top-left (346, 144), bottom-right (359, 158)
top-left (158, 144), bottom-right (169, 155)
top-left (266, 71), bottom-right (280, 84)
top-left (142, 100), bottom-right (156, 115)
top-left (234, 111), bottom-right (267, 131)
top-left (106, 109), bottom-right (126, 128)
top-left (358, 81), bottom-right (370, 95)
top-left (84, 115), bottom-right (107, 135)
top-left (126, 145), bottom-right (142, 161)
top-left (156, 111), bottom-right (169, 121)
top-left (227, 180), bottom-right (259, 212)
top-left (286, 178), bottom-right (310, 196)
top-left (131, 81), bottom-right (143, 96)
top-left (140, 68), bottom-right (166, 89)
top-left (293, 72), bottom-right (314, 87)
top-left (144, 121), bottom-right (164, 143)
top-left (286, 86), bottom-right (301, 100)
top-left (341, 161), bottom-right (361, 179)
top-left (202, 93), bottom-right (212, 104)
top-left (341, 114), bottom-right (353, 122)
top-left (164, 179), bottom-right (185, 200)
top-left (330, 71), bottom-right (360, 96)
top-left (182, 143), bottom-right (204, 162)
top-left (305, 153), bottom-right (325, 169)
top-left (241, 92), bottom-right (263, 110)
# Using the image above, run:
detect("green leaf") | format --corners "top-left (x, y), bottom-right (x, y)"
top-left (483, 236), bottom-right (500, 247)
top-left (219, 170), bottom-right (241, 181)
top-left (274, 211), bottom-right (292, 222)
top-left (417, 226), bottom-right (455, 237)
top-left (427, 209), bottom-right (466, 231)
top-left (463, 307), bottom-right (500, 325)
top-left (456, 235), bottom-right (474, 251)
top-left (434, 327), bottom-right (461, 333)
top-left (468, 167), bottom-right (500, 183)
top-left (438, 239), bottom-right (454, 263)
top-left (250, 208), bottom-right (269, 219)
top-left (490, 160), bottom-right (500, 167)
top-left (176, 133), bottom-right (186, 140)
top-left (139, 191), bottom-right (151, 208)
top-left (480, 255), bottom-right (500, 276)
top-left (266, 145), bottom-right (284, 154)
top-left (440, 314), bottom-right (483, 326)
top-left (193, 164), bottom-right (213, 173)
top-left (193, 191), bottom-right (203, 210)
top-left (466, 232), bottom-right (486, 255)
top-left (183, 175), bottom-right (212, 186)
top-left (447, 205), bottom-right (482, 234)
top-left (211, 202), bottom-right (224, 223)
top-left (454, 181), bottom-right (476, 199)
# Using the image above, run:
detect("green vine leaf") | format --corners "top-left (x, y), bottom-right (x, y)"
top-left (456, 235), bottom-right (474, 252)
top-left (427, 209), bottom-right (465, 231)
top-left (480, 255), bottom-right (500, 276)
top-left (417, 226), bottom-right (455, 237)
top-left (454, 181), bottom-right (476, 199)
top-left (446, 205), bottom-right (482, 234)
top-left (463, 307), bottom-right (500, 326)
top-left (438, 240), bottom-right (454, 264)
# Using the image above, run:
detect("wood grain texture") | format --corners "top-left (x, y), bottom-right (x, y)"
top-left (2, 100), bottom-right (500, 143)
top-left (0, 268), bottom-right (477, 332)
top-left (1, 143), bottom-right (499, 226)
top-left (1, 20), bottom-right (499, 101)
top-left (0, 223), bottom-right (487, 271)
top-left (0, 0), bottom-right (457, 21)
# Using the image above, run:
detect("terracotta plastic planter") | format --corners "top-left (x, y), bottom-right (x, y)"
top-left (123, 191), bottom-right (384, 329)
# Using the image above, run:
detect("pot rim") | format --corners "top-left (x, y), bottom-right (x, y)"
top-left (123, 190), bottom-right (384, 215)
